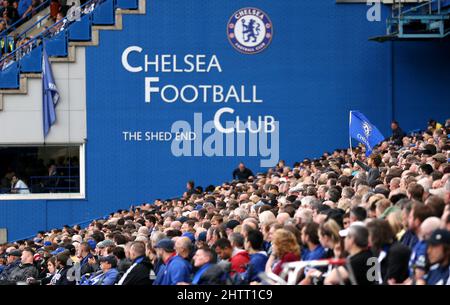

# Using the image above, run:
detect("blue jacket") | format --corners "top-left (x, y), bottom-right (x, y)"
top-left (409, 240), bottom-right (427, 276)
top-left (400, 230), bottom-right (418, 250)
top-left (426, 264), bottom-right (450, 285)
top-left (192, 263), bottom-right (213, 285)
top-left (81, 268), bottom-right (119, 285)
top-left (302, 245), bottom-right (326, 261)
top-left (244, 252), bottom-right (268, 282)
top-left (18, 0), bottom-right (32, 17)
top-left (153, 255), bottom-right (192, 285)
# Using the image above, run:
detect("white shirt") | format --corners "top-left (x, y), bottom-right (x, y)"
top-left (13, 180), bottom-right (30, 194)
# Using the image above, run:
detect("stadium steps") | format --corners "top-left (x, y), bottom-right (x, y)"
top-left (0, 0), bottom-right (146, 110)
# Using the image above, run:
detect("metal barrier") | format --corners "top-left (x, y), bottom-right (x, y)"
top-left (260, 258), bottom-right (351, 285)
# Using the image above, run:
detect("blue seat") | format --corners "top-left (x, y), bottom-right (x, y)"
top-left (0, 61), bottom-right (20, 89)
top-left (45, 31), bottom-right (68, 57)
top-left (117, 0), bottom-right (138, 10)
top-left (20, 45), bottom-right (43, 73)
top-left (93, 0), bottom-right (116, 25)
top-left (68, 14), bottom-right (93, 41)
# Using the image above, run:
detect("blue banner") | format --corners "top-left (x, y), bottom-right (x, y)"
top-left (349, 110), bottom-right (385, 156)
top-left (42, 47), bottom-right (60, 137)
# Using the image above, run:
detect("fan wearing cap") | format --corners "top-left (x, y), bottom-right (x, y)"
top-left (422, 229), bottom-right (450, 285)
top-left (153, 238), bottom-right (192, 285)
top-left (431, 153), bottom-right (447, 171)
top-left (3, 247), bottom-right (38, 284)
top-left (80, 256), bottom-right (119, 285)
top-left (0, 248), bottom-right (22, 282)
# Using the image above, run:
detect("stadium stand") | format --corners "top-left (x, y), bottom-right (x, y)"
top-left (0, 0), bottom-right (144, 90)
top-left (0, 118), bottom-right (449, 285)
top-left (371, 0), bottom-right (450, 41)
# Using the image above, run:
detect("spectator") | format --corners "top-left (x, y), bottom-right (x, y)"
top-left (18, 0), bottom-right (33, 18)
top-left (390, 121), bottom-right (406, 146)
top-left (265, 229), bottom-right (300, 276)
top-left (117, 241), bottom-right (152, 285)
top-left (423, 229), bottom-right (450, 285)
top-left (353, 154), bottom-right (382, 187)
top-left (3, 247), bottom-right (37, 283)
top-left (188, 247), bottom-right (216, 285)
top-left (301, 222), bottom-right (326, 261)
top-left (366, 219), bottom-right (410, 284)
top-left (408, 216), bottom-right (441, 279)
top-left (325, 225), bottom-right (374, 285)
top-left (243, 230), bottom-right (268, 282)
top-left (402, 205), bottom-right (434, 250)
top-left (51, 251), bottom-right (75, 285)
top-left (11, 175), bottom-right (30, 194)
top-left (232, 162), bottom-right (254, 182)
top-left (78, 241), bottom-right (96, 276)
top-left (80, 255), bottom-right (119, 285)
top-left (153, 239), bottom-right (191, 285)
top-left (0, 249), bottom-right (21, 281)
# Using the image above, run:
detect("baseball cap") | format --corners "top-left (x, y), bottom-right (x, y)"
top-left (182, 232), bottom-right (195, 242)
top-left (154, 238), bottom-right (175, 252)
top-left (8, 249), bottom-right (22, 257)
top-left (427, 229), bottom-right (450, 246)
top-left (97, 239), bottom-right (115, 249)
top-left (98, 255), bottom-right (117, 267)
top-left (50, 247), bottom-right (66, 255)
top-left (225, 220), bottom-right (240, 231)
top-left (339, 221), bottom-right (365, 237)
top-left (43, 241), bottom-right (52, 247)
top-left (432, 153), bottom-right (447, 163)
top-left (197, 231), bottom-right (207, 242)
top-left (87, 239), bottom-right (97, 251)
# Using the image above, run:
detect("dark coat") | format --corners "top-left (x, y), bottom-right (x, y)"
top-left (118, 256), bottom-right (153, 285)
top-left (8, 263), bottom-right (39, 283)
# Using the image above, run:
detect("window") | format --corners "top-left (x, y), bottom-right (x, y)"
top-left (0, 144), bottom-right (85, 200)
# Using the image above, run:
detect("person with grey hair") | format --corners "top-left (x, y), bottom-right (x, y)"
top-left (325, 225), bottom-right (375, 285)
top-left (175, 236), bottom-right (193, 261)
top-left (342, 186), bottom-right (355, 199)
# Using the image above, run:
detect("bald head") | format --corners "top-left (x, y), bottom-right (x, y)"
top-left (420, 217), bottom-right (441, 240)
top-left (277, 212), bottom-right (291, 225)
top-left (175, 236), bottom-right (192, 258)
top-left (170, 221), bottom-right (182, 231)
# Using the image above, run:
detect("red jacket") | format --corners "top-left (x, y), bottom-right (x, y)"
top-left (230, 250), bottom-right (250, 274)
top-left (272, 252), bottom-right (300, 275)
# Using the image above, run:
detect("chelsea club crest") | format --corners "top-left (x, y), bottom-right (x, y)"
top-left (227, 7), bottom-right (273, 54)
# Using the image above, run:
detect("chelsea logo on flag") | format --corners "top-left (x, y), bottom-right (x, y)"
top-left (363, 122), bottom-right (372, 138)
top-left (227, 7), bottom-right (273, 54)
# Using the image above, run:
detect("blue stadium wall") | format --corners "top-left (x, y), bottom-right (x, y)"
top-left (1, 0), bottom-right (450, 241)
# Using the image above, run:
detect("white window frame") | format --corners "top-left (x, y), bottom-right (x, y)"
top-left (0, 143), bottom-right (86, 200)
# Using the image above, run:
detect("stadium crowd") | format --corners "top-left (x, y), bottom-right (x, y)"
top-left (0, 118), bottom-right (449, 285)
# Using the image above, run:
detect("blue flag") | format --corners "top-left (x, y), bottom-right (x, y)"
top-left (349, 110), bottom-right (385, 156)
top-left (42, 48), bottom-right (60, 137)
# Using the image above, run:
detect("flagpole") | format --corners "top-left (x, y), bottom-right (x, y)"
top-left (349, 110), bottom-right (353, 156)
